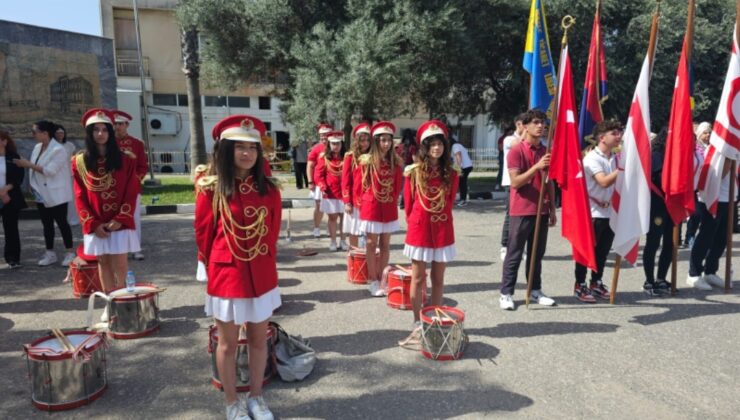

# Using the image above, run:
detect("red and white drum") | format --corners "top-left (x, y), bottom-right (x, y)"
top-left (208, 324), bottom-right (278, 392)
top-left (106, 283), bottom-right (161, 339)
top-left (23, 330), bottom-right (108, 411)
top-left (347, 248), bottom-right (379, 284)
top-left (69, 245), bottom-right (102, 298)
top-left (420, 306), bottom-right (467, 361)
top-left (384, 266), bottom-right (427, 310)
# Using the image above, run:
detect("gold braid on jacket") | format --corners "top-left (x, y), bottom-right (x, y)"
top-left (211, 177), bottom-right (269, 262)
top-left (75, 153), bottom-right (115, 191)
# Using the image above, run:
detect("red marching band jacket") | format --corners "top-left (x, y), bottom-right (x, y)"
top-left (341, 152), bottom-right (364, 207)
top-left (72, 152), bottom-right (139, 235)
top-left (358, 155), bottom-right (402, 223)
top-left (194, 176), bottom-right (282, 299)
top-left (116, 134), bottom-right (148, 192)
top-left (403, 163), bottom-right (458, 249)
top-left (315, 152), bottom-right (343, 200)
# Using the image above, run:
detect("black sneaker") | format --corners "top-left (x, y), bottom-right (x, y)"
top-left (643, 281), bottom-right (666, 297)
top-left (574, 284), bottom-right (597, 303)
top-left (655, 279), bottom-right (673, 293)
top-left (7, 262), bottom-right (21, 269)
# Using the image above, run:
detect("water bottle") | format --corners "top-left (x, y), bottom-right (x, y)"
top-left (125, 271), bottom-right (136, 292)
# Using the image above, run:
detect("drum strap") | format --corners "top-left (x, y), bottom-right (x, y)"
top-left (86, 292), bottom-right (112, 331)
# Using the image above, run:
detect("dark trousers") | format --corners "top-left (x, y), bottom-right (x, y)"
top-left (689, 202), bottom-right (729, 277)
top-left (458, 166), bottom-right (473, 201)
top-left (1, 206), bottom-right (21, 264)
top-left (501, 187), bottom-right (510, 247)
top-left (643, 198), bottom-right (675, 283)
top-left (37, 202), bottom-right (73, 250)
top-left (294, 162), bottom-right (308, 189)
top-left (500, 214), bottom-right (549, 296)
top-left (575, 218), bottom-right (614, 284)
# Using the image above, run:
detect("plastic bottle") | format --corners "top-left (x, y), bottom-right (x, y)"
top-left (125, 270), bottom-right (136, 292)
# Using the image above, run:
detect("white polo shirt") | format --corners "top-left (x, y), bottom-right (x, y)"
top-left (501, 133), bottom-right (522, 187)
top-left (583, 147), bottom-right (617, 219)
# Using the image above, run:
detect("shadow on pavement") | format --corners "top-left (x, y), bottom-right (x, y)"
top-left (468, 321), bottom-right (619, 339)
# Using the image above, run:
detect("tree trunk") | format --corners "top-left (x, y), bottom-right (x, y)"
top-left (181, 27), bottom-right (207, 173)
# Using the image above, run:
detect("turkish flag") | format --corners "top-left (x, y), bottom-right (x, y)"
top-left (663, 39), bottom-right (696, 224)
top-left (549, 45), bottom-right (598, 271)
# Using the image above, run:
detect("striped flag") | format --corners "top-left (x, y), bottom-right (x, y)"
top-left (698, 29), bottom-right (740, 215)
top-left (609, 55), bottom-right (652, 265)
top-left (578, 2), bottom-right (608, 148)
top-left (523, 0), bottom-right (557, 117)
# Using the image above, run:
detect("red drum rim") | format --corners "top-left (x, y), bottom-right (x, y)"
top-left (24, 330), bottom-right (105, 361)
top-left (420, 350), bottom-right (464, 361)
top-left (108, 324), bottom-right (160, 340)
top-left (108, 283), bottom-right (161, 301)
top-left (31, 383), bottom-right (107, 411)
top-left (420, 306), bottom-right (465, 326)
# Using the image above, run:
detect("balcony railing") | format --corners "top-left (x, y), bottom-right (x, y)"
top-left (116, 52), bottom-right (150, 77)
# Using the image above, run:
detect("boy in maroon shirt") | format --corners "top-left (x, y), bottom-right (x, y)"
top-left (499, 109), bottom-right (557, 310)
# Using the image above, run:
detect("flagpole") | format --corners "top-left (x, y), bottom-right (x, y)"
top-left (610, 0), bottom-right (661, 304)
top-left (726, 161), bottom-right (736, 291)
top-left (525, 15), bottom-right (575, 308)
top-left (670, 0), bottom-right (695, 296)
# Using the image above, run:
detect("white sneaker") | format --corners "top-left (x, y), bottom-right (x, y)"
top-left (61, 252), bottom-right (75, 267)
top-left (226, 400), bottom-right (250, 420)
top-left (531, 290), bottom-right (556, 306)
top-left (246, 396), bottom-right (274, 420)
top-left (686, 275), bottom-right (712, 291)
top-left (499, 247), bottom-right (507, 261)
top-left (38, 251), bottom-right (57, 266)
top-left (367, 280), bottom-right (385, 297)
top-left (703, 274), bottom-right (725, 288)
top-left (312, 228), bottom-right (321, 238)
top-left (100, 305), bottom-right (109, 322)
top-left (339, 241), bottom-right (349, 251)
top-left (132, 252), bottom-right (145, 261)
top-left (329, 243), bottom-right (338, 252)
top-left (499, 294), bottom-right (515, 310)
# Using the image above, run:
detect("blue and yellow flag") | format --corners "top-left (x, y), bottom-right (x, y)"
top-left (523, 0), bottom-right (557, 117)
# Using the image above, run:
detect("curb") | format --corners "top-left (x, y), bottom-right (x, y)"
top-left (18, 192), bottom-right (506, 219)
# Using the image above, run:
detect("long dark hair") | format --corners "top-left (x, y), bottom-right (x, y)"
top-left (215, 140), bottom-right (275, 197)
top-left (55, 124), bottom-right (68, 143)
top-left (84, 123), bottom-right (122, 172)
top-left (0, 130), bottom-right (18, 155)
top-left (418, 134), bottom-right (453, 187)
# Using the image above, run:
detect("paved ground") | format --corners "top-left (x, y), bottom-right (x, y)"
top-left (1, 197), bottom-right (739, 419)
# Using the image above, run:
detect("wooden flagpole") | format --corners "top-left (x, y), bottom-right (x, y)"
top-left (670, 0), bottom-right (696, 295)
top-left (525, 15), bottom-right (574, 308)
top-left (727, 0), bottom-right (740, 292)
top-left (610, 1), bottom-right (662, 304)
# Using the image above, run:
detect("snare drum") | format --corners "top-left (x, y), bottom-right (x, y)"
top-left (23, 330), bottom-right (107, 411)
top-left (347, 248), bottom-right (380, 284)
top-left (106, 284), bottom-right (161, 339)
top-left (208, 324), bottom-right (278, 392)
top-left (420, 306), bottom-right (467, 361)
top-left (384, 267), bottom-right (427, 310)
top-left (69, 245), bottom-right (102, 298)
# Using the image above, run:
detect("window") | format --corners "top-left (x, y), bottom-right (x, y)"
top-left (153, 94), bottom-right (177, 106)
top-left (228, 96), bottom-right (251, 108)
top-left (204, 96), bottom-right (227, 107)
top-left (113, 16), bottom-right (137, 51)
top-left (258, 96), bottom-right (271, 110)
top-left (177, 94), bottom-right (188, 107)
top-left (264, 122), bottom-right (272, 133)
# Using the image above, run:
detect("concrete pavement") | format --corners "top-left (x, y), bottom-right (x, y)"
top-left (1, 199), bottom-right (739, 419)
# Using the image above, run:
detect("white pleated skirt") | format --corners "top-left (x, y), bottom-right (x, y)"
top-left (83, 229), bottom-right (140, 256)
top-left (205, 287), bottom-right (282, 324)
top-left (360, 219), bottom-right (400, 234)
top-left (403, 243), bottom-right (456, 263)
top-left (320, 198), bottom-right (344, 214)
top-left (308, 186), bottom-right (322, 200)
top-left (342, 208), bottom-right (362, 236)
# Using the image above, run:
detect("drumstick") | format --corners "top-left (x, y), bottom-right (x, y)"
top-left (52, 329), bottom-right (74, 352)
top-left (395, 265), bottom-right (412, 275)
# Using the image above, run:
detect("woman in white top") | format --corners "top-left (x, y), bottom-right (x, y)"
top-left (13, 120), bottom-right (75, 267)
top-left (450, 136), bottom-right (473, 206)
top-left (54, 124), bottom-right (80, 227)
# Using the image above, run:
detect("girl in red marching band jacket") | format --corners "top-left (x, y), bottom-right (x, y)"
top-left (315, 131), bottom-right (347, 251)
top-left (341, 123), bottom-right (372, 248)
top-left (72, 109), bottom-right (140, 297)
top-left (398, 120), bottom-right (458, 346)
top-left (359, 121), bottom-right (403, 296)
top-left (194, 115), bottom-right (280, 420)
